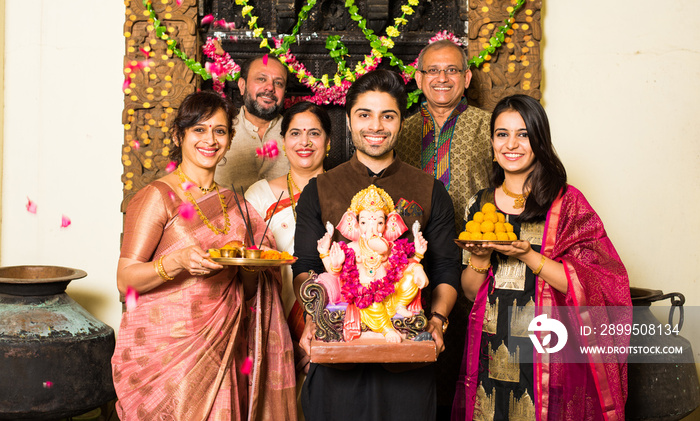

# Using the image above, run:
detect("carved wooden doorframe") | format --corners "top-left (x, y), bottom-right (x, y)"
top-left (121, 0), bottom-right (541, 209)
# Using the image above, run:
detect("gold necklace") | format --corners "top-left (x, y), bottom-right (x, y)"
top-left (501, 184), bottom-right (528, 209)
top-left (358, 237), bottom-right (385, 276)
top-left (177, 167), bottom-right (230, 234)
top-left (287, 171), bottom-right (302, 222)
top-left (177, 166), bottom-right (217, 194)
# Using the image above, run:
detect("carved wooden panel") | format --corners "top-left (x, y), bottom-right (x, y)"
top-left (467, 0), bottom-right (542, 110)
top-left (121, 0), bottom-right (200, 211)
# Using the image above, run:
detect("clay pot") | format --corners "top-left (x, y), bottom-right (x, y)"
top-left (0, 266), bottom-right (116, 420)
top-left (626, 287), bottom-right (700, 420)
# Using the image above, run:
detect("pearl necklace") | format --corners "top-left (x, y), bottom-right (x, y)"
top-left (501, 184), bottom-right (528, 209)
top-left (177, 167), bottom-right (230, 235)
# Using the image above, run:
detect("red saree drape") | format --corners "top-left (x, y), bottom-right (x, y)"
top-left (453, 186), bottom-right (630, 421)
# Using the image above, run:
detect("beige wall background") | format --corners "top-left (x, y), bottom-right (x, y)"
top-left (1, 0), bottom-right (699, 417)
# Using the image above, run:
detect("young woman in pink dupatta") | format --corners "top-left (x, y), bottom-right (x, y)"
top-left (452, 95), bottom-right (630, 420)
top-left (112, 91), bottom-right (297, 420)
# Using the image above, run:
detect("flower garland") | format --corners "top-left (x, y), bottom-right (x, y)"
top-left (338, 239), bottom-right (415, 309)
top-left (139, 0), bottom-right (526, 107)
top-left (202, 37), bottom-right (240, 95)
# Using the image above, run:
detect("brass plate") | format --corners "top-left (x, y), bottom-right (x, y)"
top-left (211, 257), bottom-right (297, 266)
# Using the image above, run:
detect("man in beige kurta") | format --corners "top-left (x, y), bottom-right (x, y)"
top-left (215, 55), bottom-right (291, 191)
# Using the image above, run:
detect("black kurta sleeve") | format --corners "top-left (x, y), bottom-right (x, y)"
top-left (422, 179), bottom-right (461, 291)
top-left (292, 178), bottom-right (326, 278)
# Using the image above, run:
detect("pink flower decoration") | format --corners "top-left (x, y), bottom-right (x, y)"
top-left (26, 197), bottom-right (37, 214)
top-left (256, 140), bottom-right (279, 159)
top-left (166, 161), bottom-right (177, 173)
top-left (60, 215), bottom-right (71, 228)
top-left (178, 202), bottom-right (196, 220)
top-left (214, 19), bottom-right (227, 28)
top-left (125, 286), bottom-right (139, 311)
top-left (201, 14), bottom-right (214, 25)
top-left (176, 0), bottom-right (183, 5)
top-left (43, 381), bottom-right (53, 389)
top-left (181, 181), bottom-right (196, 191)
top-left (240, 356), bottom-right (253, 375)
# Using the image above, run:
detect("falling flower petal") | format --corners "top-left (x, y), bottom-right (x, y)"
top-left (43, 381), bottom-right (53, 389)
top-left (132, 140), bottom-right (140, 150)
top-left (26, 197), bottom-right (37, 214)
top-left (166, 161), bottom-right (177, 173)
top-left (125, 286), bottom-right (139, 311)
top-left (255, 147), bottom-right (264, 158)
top-left (168, 191), bottom-right (176, 201)
top-left (122, 78), bottom-right (131, 92)
top-left (201, 14), bottom-right (214, 25)
top-left (214, 19), bottom-right (227, 28)
top-left (181, 181), bottom-right (196, 191)
top-left (240, 357), bottom-right (253, 375)
top-left (179, 202), bottom-right (196, 220)
top-left (60, 215), bottom-right (71, 228)
top-left (139, 48), bottom-right (150, 58)
top-left (262, 54), bottom-right (268, 66)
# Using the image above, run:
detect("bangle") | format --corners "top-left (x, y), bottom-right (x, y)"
top-left (155, 255), bottom-right (174, 282)
top-left (319, 251), bottom-right (330, 259)
top-left (532, 255), bottom-right (546, 276)
top-left (413, 252), bottom-right (424, 260)
top-left (468, 256), bottom-right (491, 274)
top-left (330, 266), bottom-right (342, 273)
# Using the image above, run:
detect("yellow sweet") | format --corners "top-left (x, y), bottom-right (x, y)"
top-left (481, 203), bottom-right (497, 214)
top-left (483, 232), bottom-right (498, 241)
top-left (460, 203), bottom-right (519, 242)
top-left (494, 222), bottom-right (506, 233)
top-left (480, 220), bottom-right (495, 233)
top-left (465, 220), bottom-right (481, 234)
top-left (484, 212), bottom-right (499, 223)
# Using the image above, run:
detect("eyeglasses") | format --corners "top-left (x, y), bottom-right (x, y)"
top-left (419, 68), bottom-right (465, 77)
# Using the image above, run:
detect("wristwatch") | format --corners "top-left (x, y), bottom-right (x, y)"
top-left (430, 311), bottom-right (449, 333)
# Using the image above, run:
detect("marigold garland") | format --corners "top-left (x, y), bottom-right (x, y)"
top-left (338, 239), bottom-right (416, 309)
top-left (137, 0), bottom-right (526, 107)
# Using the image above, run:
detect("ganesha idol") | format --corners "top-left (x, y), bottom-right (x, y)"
top-left (301, 185), bottom-right (432, 344)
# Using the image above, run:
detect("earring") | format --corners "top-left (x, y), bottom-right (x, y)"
top-left (493, 156), bottom-right (497, 162)
top-left (282, 145), bottom-right (286, 156)
top-left (325, 143), bottom-right (331, 157)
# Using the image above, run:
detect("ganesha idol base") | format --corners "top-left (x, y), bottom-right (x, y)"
top-left (301, 274), bottom-right (436, 363)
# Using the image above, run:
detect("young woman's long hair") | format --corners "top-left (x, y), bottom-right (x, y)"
top-left (490, 95), bottom-right (567, 221)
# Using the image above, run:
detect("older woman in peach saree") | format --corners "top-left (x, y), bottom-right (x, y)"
top-left (112, 91), bottom-right (296, 420)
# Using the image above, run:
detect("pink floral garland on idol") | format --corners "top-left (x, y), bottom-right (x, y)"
top-left (338, 238), bottom-right (415, 309)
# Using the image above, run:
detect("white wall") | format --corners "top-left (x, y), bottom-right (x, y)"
top-left (2, 0), bottom-right (125, 329)
top-left (542, 1), bottom-right (700, 304)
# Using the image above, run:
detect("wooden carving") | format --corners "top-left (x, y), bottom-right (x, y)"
top-left (121, 0), bottom-right (199, 211)
top-left (467, 0), bottom-right (542, 110)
